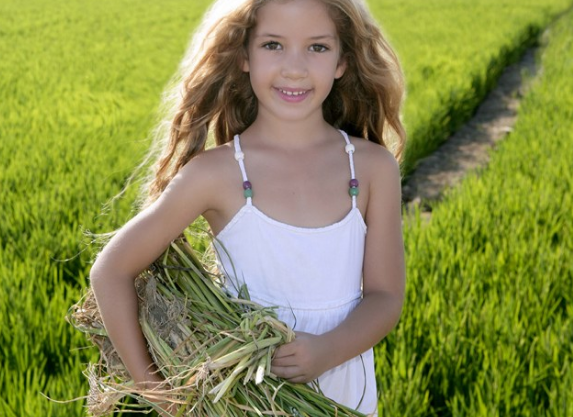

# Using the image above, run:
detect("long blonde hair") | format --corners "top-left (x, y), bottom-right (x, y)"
top-left (143, 0), bottom-right (405, 208)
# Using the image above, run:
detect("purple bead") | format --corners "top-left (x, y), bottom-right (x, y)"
top-left (243, 181), bottom-right (252, 190)
top-left (349, 179), bottom-right (359, 188)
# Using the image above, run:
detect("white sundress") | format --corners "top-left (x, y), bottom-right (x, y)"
top-left (212, 130), bottom-right (378, 416)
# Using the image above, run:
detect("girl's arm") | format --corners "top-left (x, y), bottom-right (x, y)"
top-left (271, 146), bottom-right (406, 383)
top-left (90, 159), bottom-right (215, 385)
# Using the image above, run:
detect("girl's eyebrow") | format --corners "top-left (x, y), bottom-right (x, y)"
top-left (255, 33), bottom-right (336, 40)
top-left (309, 35), bottom-right (337, 40)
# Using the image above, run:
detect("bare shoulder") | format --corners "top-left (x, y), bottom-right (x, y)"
top-left (350, 137), bottom-right (401, 185)
top-left (165, 142), bottom-right (237, 210)
top-left (175, 142), bottom-right (237, 191)
top-left (179, 142), bottom-right (235, 177)
top-left (348, 136), bottom-right (401, 223)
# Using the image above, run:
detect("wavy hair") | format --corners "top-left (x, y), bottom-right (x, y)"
top-left (142, 0), bottom-right (405, 208)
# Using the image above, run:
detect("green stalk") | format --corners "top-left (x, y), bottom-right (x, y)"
top-left (72, 235), bottom-right (365, 416)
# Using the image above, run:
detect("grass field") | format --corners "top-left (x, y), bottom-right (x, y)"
top-left (376, 12), bottom-right (573, 416)
top-left (373, 0), bottom-right (573, 174)
top-left (0, 0), bottom-right (571, 415)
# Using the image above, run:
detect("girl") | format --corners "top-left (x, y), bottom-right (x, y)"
top-left (90, 0), bottom-right (406, 415)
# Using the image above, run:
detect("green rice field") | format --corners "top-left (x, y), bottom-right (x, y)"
top-left (377, 11), bottom-right (573, 415)
top-left (1, 0), bottom-right (572, 415)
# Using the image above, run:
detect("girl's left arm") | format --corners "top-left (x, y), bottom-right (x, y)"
top-left (327, 145), bottom-right (406, 360)
top-left (271, 146), bottom-right (405, 383)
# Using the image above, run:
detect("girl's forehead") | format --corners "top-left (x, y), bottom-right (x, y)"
top-left (253, 0), bottom-right (338, 37)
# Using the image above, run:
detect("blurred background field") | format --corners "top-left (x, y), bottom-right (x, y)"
top-left (377, 10), bottom-right (573, 415)
top-left (0, 0), bottom-right (572, 415)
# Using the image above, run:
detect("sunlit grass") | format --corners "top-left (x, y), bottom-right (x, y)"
top-left (0, 0), bottom-right (571, 415)
top-left (376, 10), bottom-right (573, 415)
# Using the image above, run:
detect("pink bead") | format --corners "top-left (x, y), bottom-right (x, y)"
top-left (349, 179), bottom-right (359, 188)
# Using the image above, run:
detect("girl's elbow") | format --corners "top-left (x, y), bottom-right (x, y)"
top-left (89, 261), bottom-right (108, 292)
top-left (89, 255), bottom-right (138, 293)
top-left (383, 291), bottom-right (404, 331)
top-left (89, 255), bottom-right (120, 292)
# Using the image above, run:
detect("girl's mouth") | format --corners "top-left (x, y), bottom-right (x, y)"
top-left (278, 88), bottom-right (308, 96)
top-left (276, 88), bottom-right (310, 102)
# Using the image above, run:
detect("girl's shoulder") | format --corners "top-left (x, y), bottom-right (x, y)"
top-left (180, 141), bottom-right (237, 179)
top-left (174, 140), bottom-right (243, 211)
top-left (350, 136), bottom-right (400, 180)
top-left (347, 136), bottom-right (402, 227)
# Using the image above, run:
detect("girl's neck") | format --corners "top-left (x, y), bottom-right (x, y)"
top-left (242, 117), bottom-right (338, 151)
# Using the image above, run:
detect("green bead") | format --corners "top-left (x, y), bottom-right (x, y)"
top-left (349, 187), bottom-right (359, 197)
top-left (244, 188), bottom-right (253, 198)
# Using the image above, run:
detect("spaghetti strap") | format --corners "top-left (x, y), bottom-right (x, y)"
top-left (233, 131), bottom-right (358, 209)
top-left (339, 130), bottom-right (359, 209)
top-left (233, 134), bottom-right (253, 206)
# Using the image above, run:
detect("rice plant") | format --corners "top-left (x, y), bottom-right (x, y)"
top-left (1, 0), bottom-right (572, 415)
top-left (376, 10), bottom-right (573, 416)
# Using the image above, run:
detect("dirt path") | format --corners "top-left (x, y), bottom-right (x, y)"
top-left (401, 46), bottom-right (539, 216)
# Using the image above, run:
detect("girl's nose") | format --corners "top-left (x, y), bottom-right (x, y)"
top-left (280, 50), bottom-right (308, 79)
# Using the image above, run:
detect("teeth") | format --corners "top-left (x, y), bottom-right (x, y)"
top-left (280, 89), bottom-right (306, 96)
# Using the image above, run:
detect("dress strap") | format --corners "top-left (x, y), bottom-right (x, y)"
top-left (233, 134), bottom-right (253, 205)
top-left (339, 130), bottom-right (359, 209)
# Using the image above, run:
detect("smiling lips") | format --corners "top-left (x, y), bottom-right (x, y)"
top-left (276, 87), bottom-right (310, 102)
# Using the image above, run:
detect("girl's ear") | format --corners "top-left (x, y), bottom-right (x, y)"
top-left (241, 49), bottom-right (250, 73)
top-left (335, 57), bottom-right (347, 79)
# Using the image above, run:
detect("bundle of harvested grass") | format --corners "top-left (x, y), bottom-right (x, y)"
top-left (69, 233), bottom-right (365, 416)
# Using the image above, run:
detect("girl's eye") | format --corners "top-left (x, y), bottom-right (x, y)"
top-left (263, 41), bottom-right (282, 51)
top-left (309, 44), bottom-right (329, 53)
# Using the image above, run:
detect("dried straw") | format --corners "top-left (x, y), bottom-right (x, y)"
top-left (68, 233), bottom-right (366, 416)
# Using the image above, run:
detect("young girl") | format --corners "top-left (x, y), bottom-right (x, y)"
top-left (90, 0), bottom-right (406, 415)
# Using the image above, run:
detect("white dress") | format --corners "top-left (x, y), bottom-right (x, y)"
top-left (213, 130), bottom-right (378, 416)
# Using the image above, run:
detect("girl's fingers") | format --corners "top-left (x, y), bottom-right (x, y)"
top-left (274, 332), bottom-right (311, 355)
top-left (271, 353), bottom-right (296, 366)
top-left (273, 343), bottom-right (296, 359)
top-left (286, 376), bottom-right (308, 384)
top-left (271, 364), bottom-right (300, 378)
top-left (271, 365), bottom-right (310, 383)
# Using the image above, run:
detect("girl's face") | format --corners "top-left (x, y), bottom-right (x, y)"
top-left (243, 0), bottom-right (346, 124)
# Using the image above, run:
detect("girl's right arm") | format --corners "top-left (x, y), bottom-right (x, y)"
top-left (90, 158), bottom-right (215, 386)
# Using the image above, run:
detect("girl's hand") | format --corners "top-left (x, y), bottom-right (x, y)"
top-left (270, 331), bottom-right (332, 383)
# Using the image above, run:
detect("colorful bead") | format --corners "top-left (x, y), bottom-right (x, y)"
top-left (243, 181), bottom-right (252, 190)
top-left (244, 188), bottom-right (253, 198)
top-left (345, 143), bottom-right (356, 154)
top-left (349, 178), bottom-right (359, 196)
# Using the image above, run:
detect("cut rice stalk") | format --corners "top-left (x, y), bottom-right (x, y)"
top-left (68, 233), bottom-right (367, 416)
